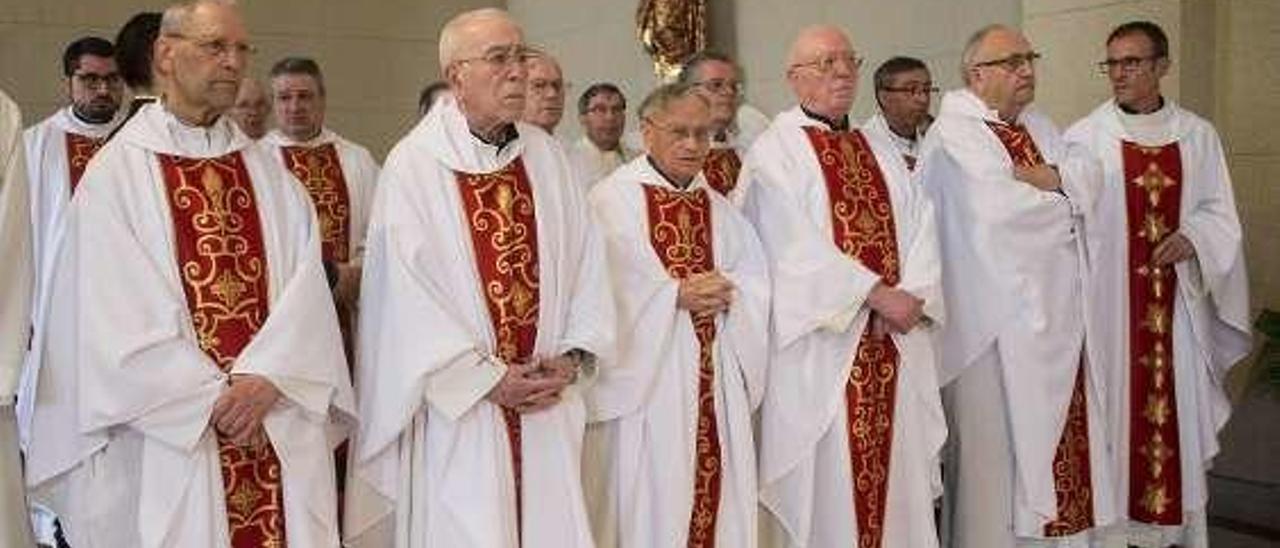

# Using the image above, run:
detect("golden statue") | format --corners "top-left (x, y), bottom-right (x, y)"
top-left (637, 0), bottom-right (707, 80)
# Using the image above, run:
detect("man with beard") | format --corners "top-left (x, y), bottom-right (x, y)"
top-left (20, 38), bottom-right (124, 449)
top-left (864, 56), bottom-right (935, 172)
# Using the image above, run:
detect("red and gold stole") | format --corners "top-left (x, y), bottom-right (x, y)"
top-left (642, 184), bottom-right (722, 548)
top-left (65, 132), bottom-right (105, 194)
top-left (455, 158), bottom-right (541, 538)
top-left (157, 152), bottom-right (287, 548)
top-left (280, 143), bottom-right (352, 263)
top-left (804, 126), bottom-right (900, 548)
top-left (702, 148), bottom-right (741, 196)
top-left (986, 120), bottom-right (1096, 536)
top-left (1122, 141), bottom-right (1183, 525)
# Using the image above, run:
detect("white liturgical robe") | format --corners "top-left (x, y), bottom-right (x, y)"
top-left (741, 106), bottom-right (947, 548)
top-left (1064, 99), bottom-right (1250, 547)
top-left (584, 156), bottom-right (770, 548)
top-left (344, 95), bottom-right (614, 548)
top-left (24, 102), bottom-right (355, 548)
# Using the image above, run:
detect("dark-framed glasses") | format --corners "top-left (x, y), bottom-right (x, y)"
top-left (880, 84), bottom-right (939, 96)
top-left (1097, 55), bottom-right (1161, 74)
top-left (693, 79), bottom-right (744, 96)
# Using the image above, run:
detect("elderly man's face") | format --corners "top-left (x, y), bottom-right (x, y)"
top-left (157, 2), bottom-right (251, 118)
top-left (523, 56), bottom-right (565, 132)
top-left (876, 68), bottom-right (933, 135)
top-left (273, 73), bottom-right (324, 141)
top-left (1105, 32), bottom-right (1167, 111)
top-left (67, 54), bottom-right (123, 124)
top-left (580, 92), bottom-right (626, 151)
top-left (788, 30), bottom-right (861, 120)
top-left (688, 60), bottom-right (740, 131)
top-left (230, 79), bottom-right (269, 138)
top-left (643, 95), bottom-right (712, 185)
top-left (969, 29), bottom-right (1037, 116)
top-left (449, 20), bottom-right (528, 127)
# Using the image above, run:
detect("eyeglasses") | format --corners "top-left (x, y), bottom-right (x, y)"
top-left (167, 33), bottom-right (257, 60)
top-left (1097, 55), bottom-right (1161, 74)
top-left (530, 79), bottom-right (569, 95)
top-left (692, 79), bottom-right (744, 96)
top-left (972, 52), bottom-right (1041, 72)
top-left (586, 104), bottom-right (626, 116)
top-left (643, 117), bottom-right (711, 143)
top-left (790, 52), bottom-right (864, 75)
top-left (880, 84), bottom-right (938, 96)
top-left (456, 45), bottom-right (537, 69)
top-left (73, 72), bottom-right (122, 89)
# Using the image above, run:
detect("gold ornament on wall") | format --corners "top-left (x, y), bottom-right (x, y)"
top-left (637, 0), bottom-right (707, 80)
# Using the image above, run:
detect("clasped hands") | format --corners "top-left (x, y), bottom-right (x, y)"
top-left (485, 353), bottom-right (581, 414)
top-left (867, 282), bottom-right (925, 339)
top-left (210, 374), bottom-right (281, 448)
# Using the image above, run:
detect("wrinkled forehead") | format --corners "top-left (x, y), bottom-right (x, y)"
top-left (527, 57), bottom-right (562, 80)
top-left (654, 95), bottom-right (710, 123)
top-left (1107, 32), bottom-right (1157, 56)
top-left (887, 67), bottom-right (932, 85)
top-left (794, 29), bottom-right (855, 61)
top-left (978, 29), bottom-right (1032, 59)
top-left (178, 3), bottom-right (247, 41)
top-left (272, 73), bottom-right (320, 93)
top-left (458, 18), bottom-right (524, 58)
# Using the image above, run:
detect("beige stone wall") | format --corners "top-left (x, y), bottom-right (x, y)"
top-left (0, 0), bottom-right (500, 159)
top-left (511, 0), bottom-right (1020, 141)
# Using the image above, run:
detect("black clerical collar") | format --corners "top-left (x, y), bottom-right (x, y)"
top-left (1118, 95), bottom-right (1166, 115)
top-left (471, 123), bottom-right (519, 151)
top-left (801, 106), bottom-right (850, 132)
top-left (646, 156), bottom-right (695, 190)
top-left (70, 108), bottom-right (113, 127)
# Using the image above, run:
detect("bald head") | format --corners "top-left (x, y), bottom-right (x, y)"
top-left (438, 8), bottom-right (522, 68)
top-left (960, 24), bottom-right (1037, 120)
top-left (786, 25), bottom-right (860, 121)
top-left (789, 25), bottom-right (853, 67)
top-left (154, 0), bottom-right (248, 125)
top-left (438, 8), bottom-right (529, 135)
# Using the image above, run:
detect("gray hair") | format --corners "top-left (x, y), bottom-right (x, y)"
top-left (438, 8), bottom-right (517, 69)
top-left (160, 0), bottom-right (236, 36)
top-left (638, 82), bottom-right (709, 121)
top-left (960, 24), bottom-right (1011, 85)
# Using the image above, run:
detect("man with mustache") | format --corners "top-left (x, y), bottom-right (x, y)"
top-left (24, 1), bottom-right (355, 545)
top-left (22, 38), bottom-right (123, 362)
top-left (742, 24), bottom-right (946, 548)
top-left (1064, 20), bottom-right (1250, 548)
top-left (345, 8), bottom-right (613, 548)
top-left (920, 24), bottom-right (1116, 547)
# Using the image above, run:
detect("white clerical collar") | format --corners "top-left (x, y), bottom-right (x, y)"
top-left (265, 127), bottom-right (336, 148)
top-left (58, 105), bottom-right (123, 138)
top-left (643, 155), bottom-right (704, 192)
top-left (1114, 98), bottom-right (1176, 146)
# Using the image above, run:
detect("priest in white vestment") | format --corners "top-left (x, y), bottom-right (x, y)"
top-left (19, 36), bottom-right (125, 444)
top-left (676, 51), bottom-right (762, 198)
top-left (344, 9), bottom-right (614, 548)
top-left (740, 25), bottom-right (947, 548)
top-left (1063, 21), bottom-right (1251, 548)
top-left (919, 25), bottom-right (1116, 547)
top-left (862, 56), bottom-right (935, 173)
top-left (584, 83), bottom-right (770, 548)
top-left (0, 87), bottom-right (37, 548)
top-left (570, 83), bottom-right (640, 189)
top-left (24, 2), bottom-right (355, 546)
